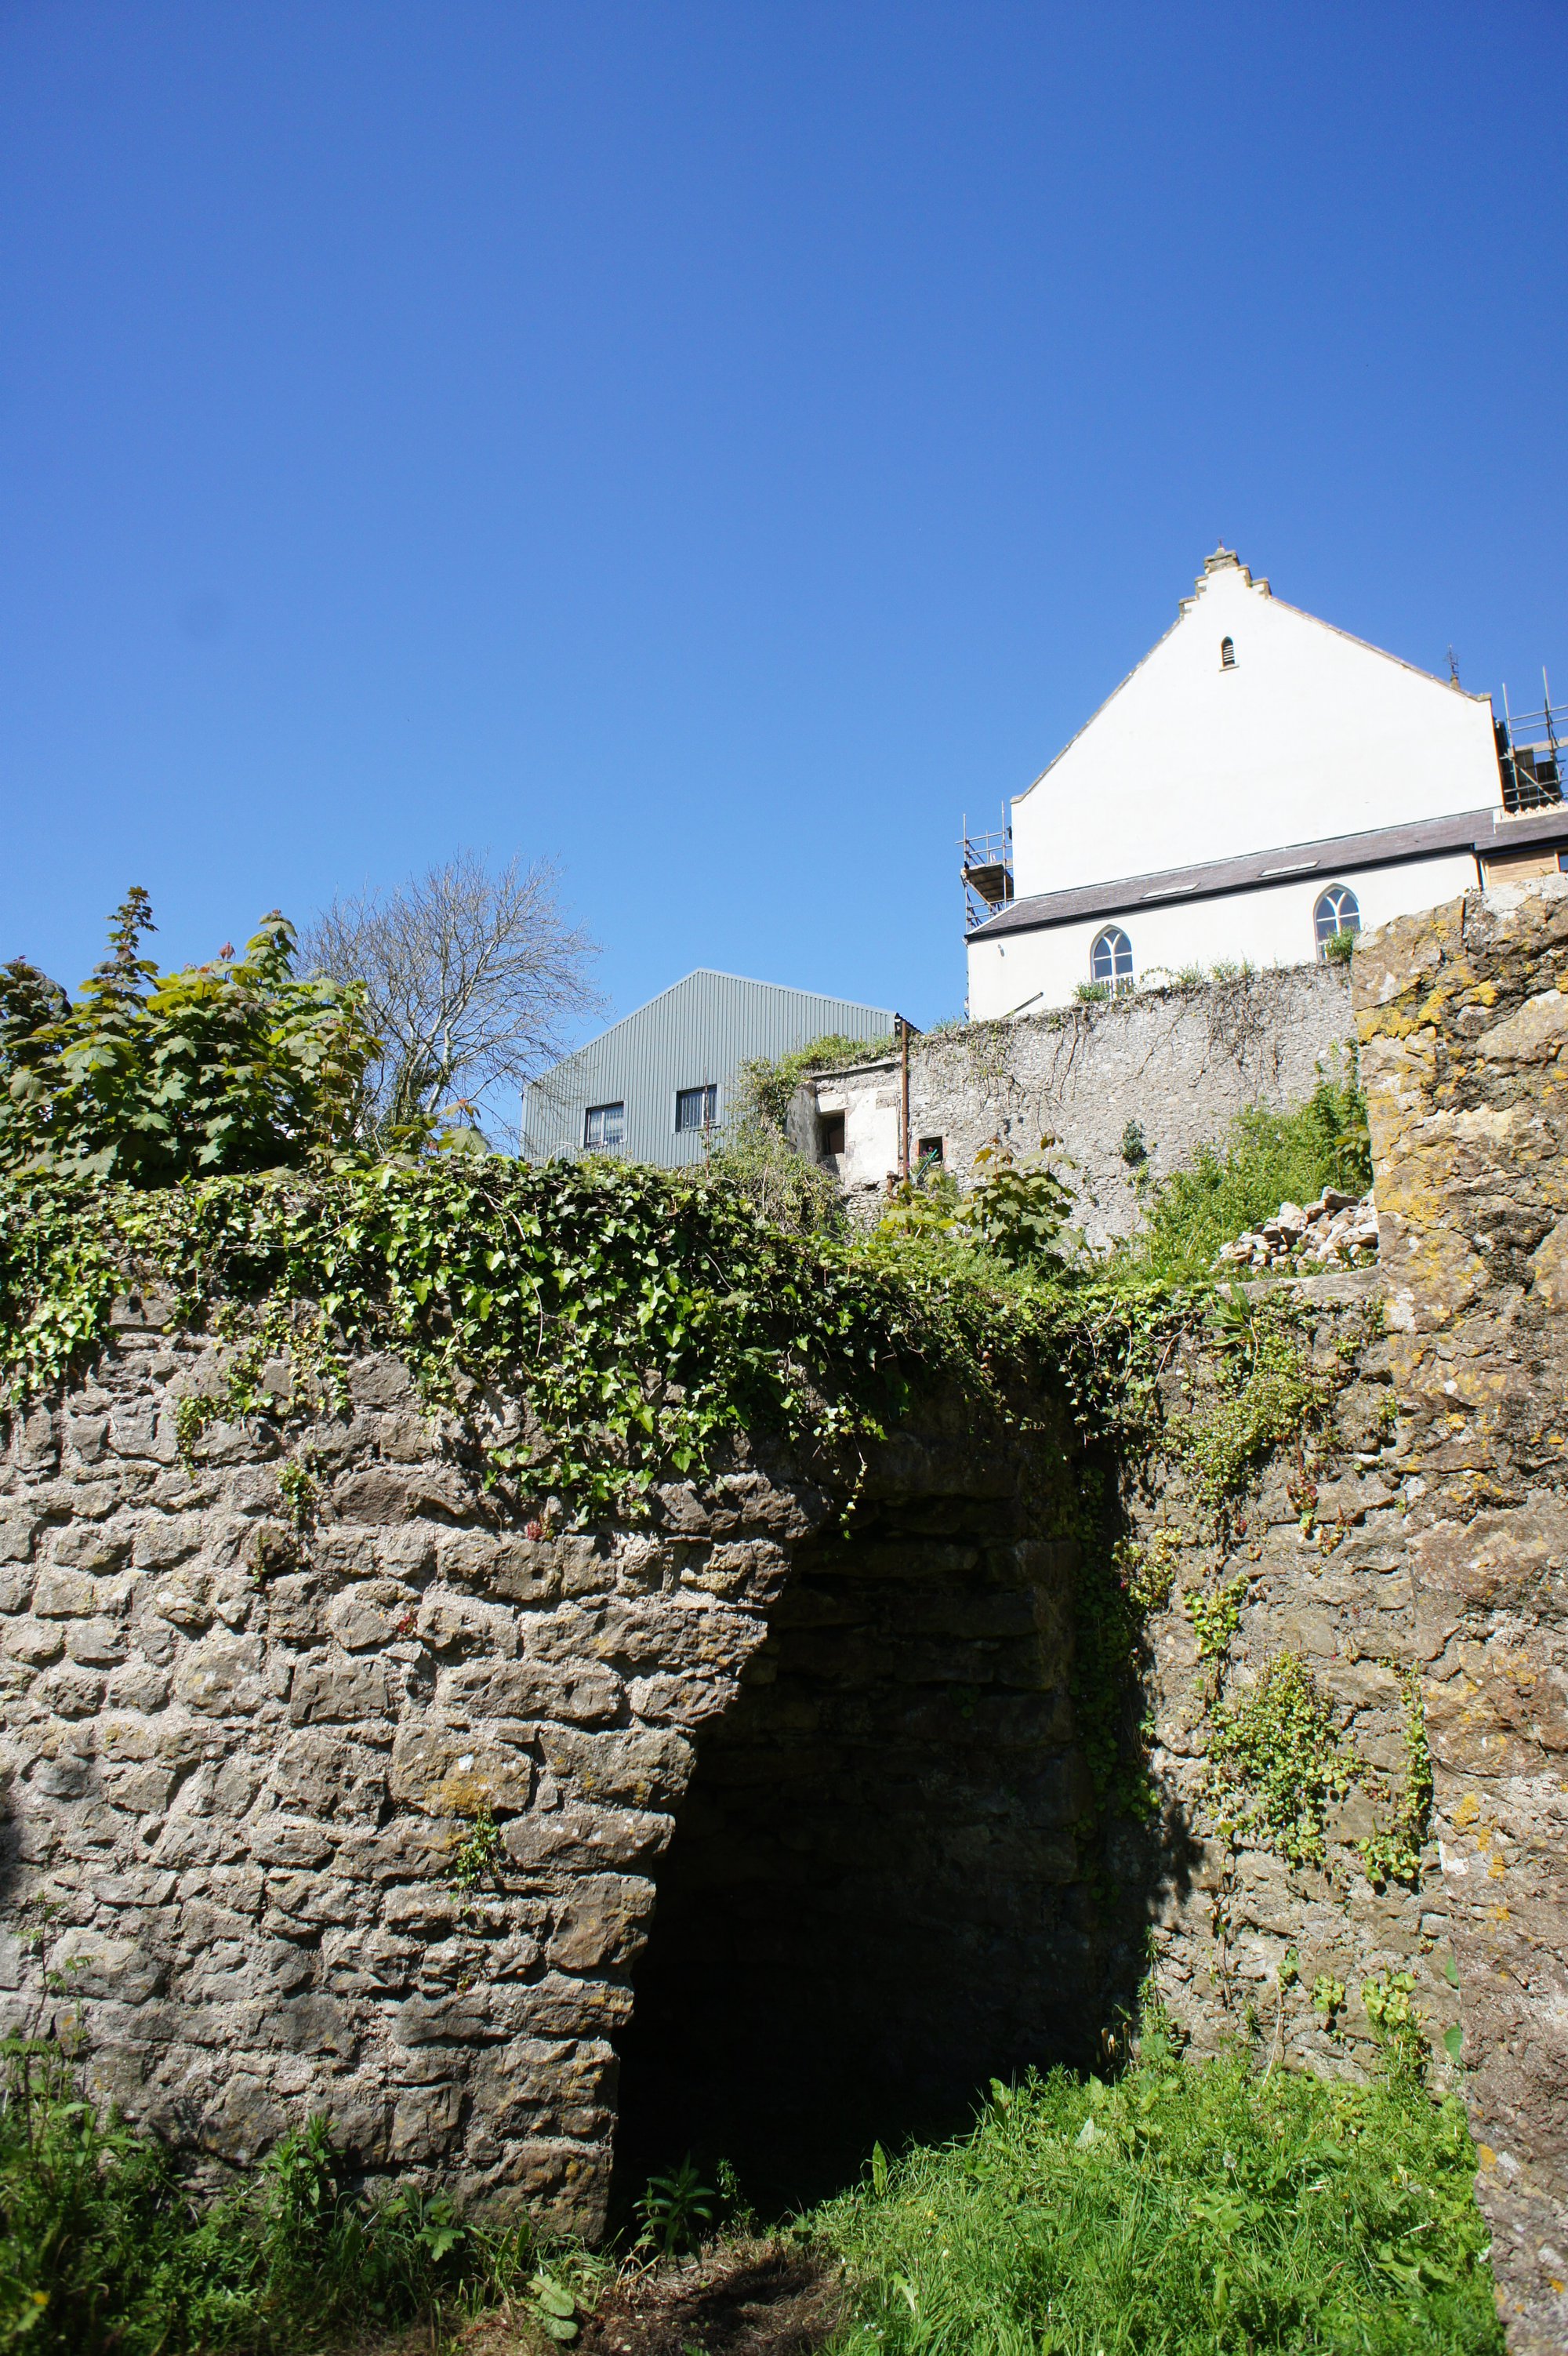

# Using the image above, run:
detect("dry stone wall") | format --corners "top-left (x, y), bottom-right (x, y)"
top-left (2, 885), bottom-right (1566, 2340)
top-left (817, 962), bottom-right (1353, 1243)
top-left (1126, 880), bottom-right (1568, 2355)
top-left (1356, 878), bottom-right (1568, 2356)
top-left (0, 1313), bottom-right (1095, 2238)
top-left (1134, 1267), bottom-right (1466, 2089)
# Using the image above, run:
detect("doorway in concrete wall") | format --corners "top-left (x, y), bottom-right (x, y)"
top-left (611, 1464), bottom-right (1106, 2214)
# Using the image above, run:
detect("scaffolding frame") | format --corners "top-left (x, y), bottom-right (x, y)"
top-left (960, 807), bottom-right (1014, 931)
top-left (1498, 670), bottom-right (1565, 813)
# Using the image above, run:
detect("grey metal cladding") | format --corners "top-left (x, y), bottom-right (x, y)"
top-left (521, 968), bottom-right (897, 1167)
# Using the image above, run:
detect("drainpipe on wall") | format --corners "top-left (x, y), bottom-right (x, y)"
top-left (897, 1016), bottom-right (910, 1184)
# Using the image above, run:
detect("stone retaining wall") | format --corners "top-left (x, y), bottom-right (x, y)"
top-left (0, 1320), bottom-right (1094, 2236)
top-left (1356, 879), bottom-right (1568, 2356)
top-left (2, 885), bottom-right (1563, 2349)
top-left (815, 962), bottom-right (1353, 1244)
top-left (1134, 1268), bottom-right (1465, 2084)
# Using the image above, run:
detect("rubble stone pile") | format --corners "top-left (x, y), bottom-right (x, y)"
top-left (1214, 1187), bottom-right (1377, 1271)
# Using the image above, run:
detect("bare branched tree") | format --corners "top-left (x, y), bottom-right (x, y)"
top-left (302, 853), bottom-right (603, 1142)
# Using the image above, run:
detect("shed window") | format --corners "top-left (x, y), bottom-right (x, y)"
top-left (1091, 926), bottom-right (1134, 989)
top-left (819, 1112), bottom-right (846, 1158)
top-left (1220, 636), bottom-right (1236, 668)
top-left (916, 1135), bottom-right (945, 1172)
top-left (583, 1101), bottom-right (626, 1149)
top-left (1313, 884), bottom-right (1361, 954)
top-left (675, 1084), bottom-right (718, 1133)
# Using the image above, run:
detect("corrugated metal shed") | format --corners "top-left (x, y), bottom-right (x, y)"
top-left (521, 969), bottom-right (897, 1167)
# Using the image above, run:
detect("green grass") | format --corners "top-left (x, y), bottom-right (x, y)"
top-left (0, 2039), bottom-right (554, 2354)
top-left (1131, 1069), bottom-right (1371, 1280)
top-left (815, 2048), bottom-right (1501, 2355)
top-left (2, 2034), bottom-right (1503, 2356)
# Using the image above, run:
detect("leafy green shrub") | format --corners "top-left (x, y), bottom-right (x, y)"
top-left (816, 2050), bottom-right (1501, 2354)
top-left (1134, 1065), bottom-right (1371, 1276)
top-left (0, 2040), bottom-right (539, 2353)
top-left (695, 1028), bottom-right (895, 1238)
top-left (0, 892), bottom-right (374, 1185)
top-left (731, 1032), bottom-right (894, 1131)
top-left (873, 1138), bottom-right (1077, 1275)
top-left (963, 1138), bottom-right (1077, 1272)
top-left (695, 1119), bottom-right (844, 1236)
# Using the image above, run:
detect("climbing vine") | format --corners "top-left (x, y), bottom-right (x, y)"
top-left (0, 1122), bottom-right (1420, 1916)
top-left (0, 1159), bottom-right (1080, 1523)
top-left (1169, 1288), bottom-right (1345, 1526)
top-left (1200, 1643), bottom-right (1432, 1890)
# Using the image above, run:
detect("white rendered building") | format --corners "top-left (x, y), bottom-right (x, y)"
top-left (965, 549), bottom-right (1568, 1018)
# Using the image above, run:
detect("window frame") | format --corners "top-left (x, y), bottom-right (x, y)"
top-left (674, 1084), bottom-right (719, 1134)
top-left (1220, 635), bottom-right (1236, 669)
top-left (583, 1100), bottom-right (626, 1149)
top-left (1090, 925), bottom-right (1134, 990)
top-left (1313, 883), bottom-right (1362, 956)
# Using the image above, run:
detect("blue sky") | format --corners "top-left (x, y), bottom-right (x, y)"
top-left (3, 2), bottom-right (1566, 1044)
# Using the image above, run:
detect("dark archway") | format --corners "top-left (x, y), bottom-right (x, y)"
top-left (612, 1421), bottom-right (1112, 2213)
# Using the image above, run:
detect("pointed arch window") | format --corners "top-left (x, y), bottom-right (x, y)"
top-left (1220, 636), bottom-right (1236, 669)
top-left (1314, 884), bottom-right (1361, 956)
top-left (1091, 926), bottom-right (1134, 992)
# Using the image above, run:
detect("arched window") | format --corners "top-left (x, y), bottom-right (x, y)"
top-left (1314, 883), bottom-right (1361, 955)
top-left (1091, 926), bottom-right (1134, 990)
top-left (1220, 636), bottom-right (1236, 669)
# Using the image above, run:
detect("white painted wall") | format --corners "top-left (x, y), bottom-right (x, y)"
top-left (967, 850), bottom-right (1479, 1019)
top-left (1011, 552), bottom-right (1499, 900)
top-left (816, 1069), bottom-right (898, 1190)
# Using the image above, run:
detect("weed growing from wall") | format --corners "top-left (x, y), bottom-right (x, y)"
top-left (1208, 1654), bottom-right (1354, 1868)
top-left (448, 1803), bottom-right (506, 1921)
top-left (1185, 1577), bottom-right (1246, 1662)
top-left (1172, 1290), bottom-right (1341, 1525)
top-left (1358, 1665), bottom-right (1435, 1890)
top-left (1361, 1970), bottom-right (1428, 2085)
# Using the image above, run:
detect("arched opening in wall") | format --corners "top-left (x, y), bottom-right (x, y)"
top-left (1314, 882), bottom-right (1361, 958)
top-left (1091, 926), bottom-right (1134, 995)
top-left (612, 1410), bottom-right (1121, 2214)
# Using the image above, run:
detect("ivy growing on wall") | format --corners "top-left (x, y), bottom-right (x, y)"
top-left (0, 1157), bottom-right (1083, 1523)
top-left (1208, 1654), bottom-right (1355, 1868)
top-left (0, 917), bottom-right (1425, 1919)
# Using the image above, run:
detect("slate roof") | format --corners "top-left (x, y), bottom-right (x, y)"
top-left (969, 805), bottom-right (1568, 940)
